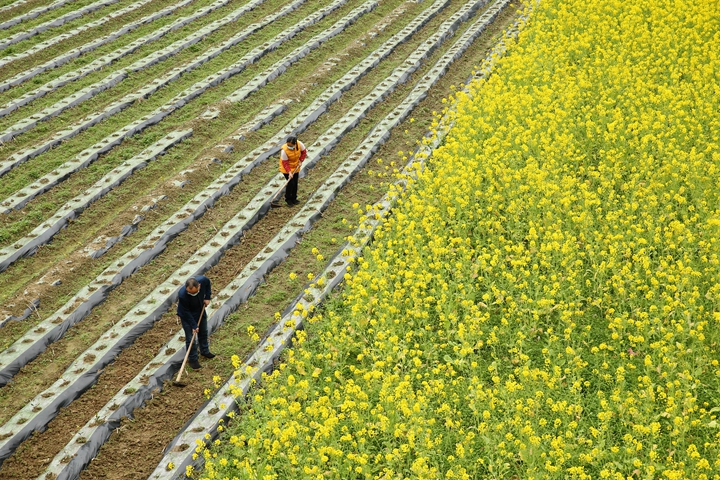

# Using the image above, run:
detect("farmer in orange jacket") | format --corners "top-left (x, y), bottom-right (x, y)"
top-left (278, 135), bottom-right (307, 206)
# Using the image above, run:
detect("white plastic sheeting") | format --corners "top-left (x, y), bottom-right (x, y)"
top-left (0, 0), bottom-right (77, 30)
top-left (0, 0), bottom-right (496, 467)
top-left (149, 0), bottom-right (519, 476)
top-left (0, 0), bottom-right (221, 92)
top-left (0, 130), bottom-right (192, 273)
top-left (0, 0), bottom-right (120, 49)
top-left (0, 0), bottom-right (284, 146)
top-left (0, 0), bottom-right (157, 69)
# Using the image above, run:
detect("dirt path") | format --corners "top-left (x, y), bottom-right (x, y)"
top-left (0, 0), bottom-right (519, 477)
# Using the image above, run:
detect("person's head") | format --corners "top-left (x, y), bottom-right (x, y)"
top-left (185, 277), bottom-right (200, 296)
top-left (286, 136), bottom-right (297, 150)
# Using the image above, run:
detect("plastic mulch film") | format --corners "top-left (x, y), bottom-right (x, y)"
top-left (0, 0), bottom-right (382, 387)
top-left (148, 1), bottom-right (519, 477)
top-left (0, 129), bottom-right (191, 266)
top-left (0, 0), bottom-right (301, 178)
top-left (0, 0), bottom-right (28, 14)
top-left (0, 107), bottom-right (282, 388)
top-left (2, 0), bottom-right (490, 462)
top-left (0, 0), bottom-right (217, 94)
top-left (0, 0), bottom-right (118, 47)
top-left (0, 8), bottom-right (436, 453)
top-left (0, 0), bottom-right (462, 388)
top-left (0, 0), bottom-right (159, 71)
top-left (0, 0), bottom-right (79, 29)
top-left (35, 1), bottom-right (506, 475)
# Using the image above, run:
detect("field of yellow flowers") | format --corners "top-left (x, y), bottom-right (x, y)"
top-left (199, 0), bottom-right (720, 478)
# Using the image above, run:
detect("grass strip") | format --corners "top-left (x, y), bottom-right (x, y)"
top-left (0, 0), bottom-right (316, 216)
top-left (0, 0), bottom-right (475, 458)
top-left (0, 0), bottom-right (156, 72)
top-left (0, 0), bottom-right (450, 365)
top-left (0, 0), bottom-right (74, 29)
top-left (0, 0), bottom-right (117, 48)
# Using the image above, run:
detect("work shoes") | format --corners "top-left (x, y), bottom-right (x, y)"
top-left (201, 352), bottom-right (216, 359)
top-left (189, 359), bottom-right (202, 369)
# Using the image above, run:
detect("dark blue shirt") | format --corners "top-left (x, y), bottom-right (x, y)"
top-left (177, 276), bottom-right (212, 318)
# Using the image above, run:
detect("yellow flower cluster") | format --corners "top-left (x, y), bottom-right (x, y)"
top-left (199, 0), bottom-right (720, 477)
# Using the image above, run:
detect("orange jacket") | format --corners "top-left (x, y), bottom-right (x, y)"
top-left (279, 140), bottom-right (306, 174)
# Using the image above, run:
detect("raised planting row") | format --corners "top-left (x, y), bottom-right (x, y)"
top-left (0, 0), bottom-right (262, 117)
top-left (0, 0), bottom-right (463, 388)
top-left (0, 0), bottom-right (327, 213)
top-left (0, 0), bottom-right (444, 261)
top-left (0, 0), bottom-right (75, 30)
top-left (0, 0), bottom-right (422, 332)
top-left (0, 0), bottom-right (282, 146)
top-left (0, 0), bottom-right (447, 398)
top-left (0, 0), bottom-right (390, 384)
top-left (0, 0), bottom-right (456, 372)
top-left (153, 4), bottom-right (516, 476)
top-left (0, 0), bottom-right (384, 265)
top-left (0, 0), bottom-right (119, 49)
top-left (0, 0), bottom-right (181, 88)
top-left (0, 0), bottom-right (370, 215)
top-left (0, 1), bottom-right (520, 476)
top-left (0, 0), bottom-right (218, 91)
top-left (0, 102), bottom-right (286, 383)
top-left (0, 0), bottom-right (32, 16)
top-left (0, 130), bottom-right (192, 283)
top-left (0, 0), bottom-right (485, 458)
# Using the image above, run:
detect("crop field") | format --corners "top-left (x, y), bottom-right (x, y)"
top-left (193, 0), bottom-right (719, 479)
top-left (0, 0), bottom-right (523, 476)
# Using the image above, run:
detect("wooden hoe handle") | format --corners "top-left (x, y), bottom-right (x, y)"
top-left (175, 304), bottom-right (206, 383)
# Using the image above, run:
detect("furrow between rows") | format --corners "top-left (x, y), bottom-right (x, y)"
top-left (0, 0), bottom-right (449, 387)
top-left (0, 0), bottom-right (484, 462)
top-left (0, 0), bottom-right (223, 92)
top-left (152, 2), bottom-right (515, 476)
top-left (0, 0), bottom-right (169, 80)
top-left (0, 0), bottom-right (273, 146)
top-left (0, 0), bottom-right (334, 216)
top-left (0, 0), bottom-right (119, 49)
top-left (0, 0), bottom-right (75, 30)
top-left (0, 0), bottom-right (32, 16)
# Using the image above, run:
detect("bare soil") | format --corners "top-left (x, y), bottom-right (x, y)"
top-left (0, 0), bottom-right (519, 478)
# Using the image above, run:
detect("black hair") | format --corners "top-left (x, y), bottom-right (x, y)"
top-left (186, 277), bottom-right (199, 288)
top-left (286, 135), bottom-right (297, 145)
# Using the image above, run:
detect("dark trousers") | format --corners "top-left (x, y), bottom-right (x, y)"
top-left (179, 311), bottom-right (209, 361)
top-left (283, 172), bottom-right (299, 202)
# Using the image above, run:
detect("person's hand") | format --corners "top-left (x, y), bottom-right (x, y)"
top-left (193, 327), bottom-right (199, 334)
top-left (203, 299), bottom-right (210, 307)
top-left (288, 172), bottom-right (294, 179)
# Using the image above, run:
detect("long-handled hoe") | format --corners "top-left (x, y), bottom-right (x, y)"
top-left (270, 165), bottom-right (300, 208)
top-left (172, 304), bottom-right (206, 387)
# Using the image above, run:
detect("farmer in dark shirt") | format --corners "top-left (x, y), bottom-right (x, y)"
top-left (177, 276), bottom-right (215, 369)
